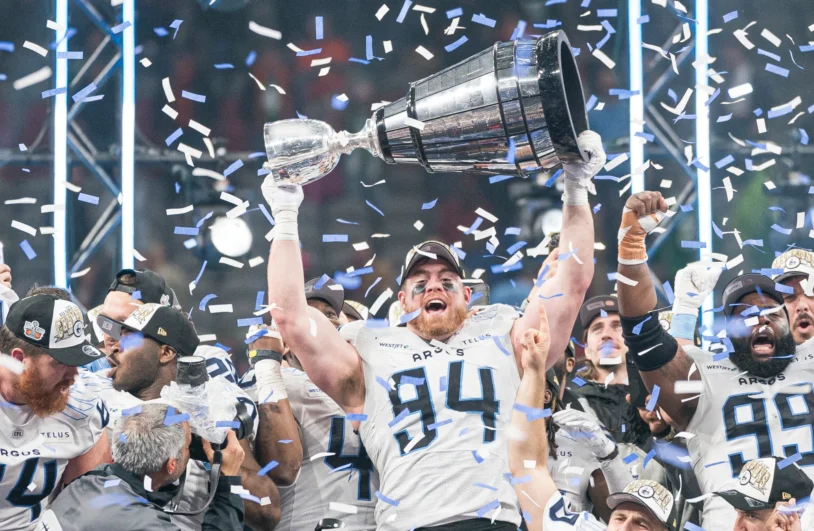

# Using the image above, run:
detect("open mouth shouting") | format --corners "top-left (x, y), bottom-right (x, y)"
top-left (796, 314), bottom-right (813, 334)
top-left (751, 325), bottom-right (776, 357)
top-left (424, 298), bottom-right (448, 316)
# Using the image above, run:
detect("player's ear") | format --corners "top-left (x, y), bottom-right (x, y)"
top-left (397, 289), bottom-right (407, 306)
top-left (566, 357), bottom-right (575, 373)
top-left (159, 345), bottom-right (177, 365)
top-left (165, 456), bottom-right (177, 476)
top-left (462, 284), bottom-right (471, 304)
top-left (10, 348), bottom-right (26, 363)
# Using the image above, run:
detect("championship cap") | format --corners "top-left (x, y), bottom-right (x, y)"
top-left (97, 303), bottom-right (199, 357)
top-left (400, 241), bottom-right (465, 287)
top-left (607, 480), bottom-right (677, 530)
top-left (108, 268), bottom-right (178, 308)
top-left (715, 457), bottom-right (813, 512)
top-left (772, 249), bottom-right (814, 284)
top-left (342, 300), bottom-right (369, 322)
top-left (304, 277), bottom-right (345, 315)
top-left (721, 274), bottom-right (785, 318)
top-left (5, 294), bottom-right (105, 367)
top-left (579, 295), bottom-right (619, 328)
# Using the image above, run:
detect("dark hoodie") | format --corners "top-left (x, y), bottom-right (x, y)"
top-left (38, 463), bottom-right (244, 531)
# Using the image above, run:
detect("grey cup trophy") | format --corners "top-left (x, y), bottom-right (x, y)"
top-left (263, 30), bottom-right (589, 185)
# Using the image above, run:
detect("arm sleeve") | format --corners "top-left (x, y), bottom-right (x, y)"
top-left (201, 476), bottom-right (245, 531)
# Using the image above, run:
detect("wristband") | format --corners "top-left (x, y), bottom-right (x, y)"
top-left (669, 313), bottom-right (697, 341)
top-left (248, 349), bottom-right (283, 365)
top-left (272, 210), bottom-right (299, 241)
top-left (562, 178), bottom-right (591, 207)
top-left (597, 446), bottom-right (619, 462)
top-left (621, 313), bottom-right (679, 372)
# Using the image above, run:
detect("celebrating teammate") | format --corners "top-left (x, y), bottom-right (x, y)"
top-left (770, 249), bottom-right (814, 346)
top-left (244, 278), bottom-right (378, 530)
top-left (0, 294), bottom-right (110, 530)
top-left (262, 129), bottom-right (606, 529)
top-left (613, 191), bottom-right (814, 529)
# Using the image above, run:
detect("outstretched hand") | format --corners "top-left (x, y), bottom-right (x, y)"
top-left (618, 191), bottom-right (668, 265)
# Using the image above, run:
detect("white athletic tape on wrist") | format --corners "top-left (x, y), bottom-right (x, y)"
top-left (255, 359), bottom-right (287, 403)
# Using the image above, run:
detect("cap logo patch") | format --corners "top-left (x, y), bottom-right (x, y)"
top-left (53, 306), bottom-right (85, 343)
top-left (783, 492), bottom-right (792, 500)
top-left (24, 321), bottom-right (45, 341)
top-left (586, 301), bottom-right (605, 311)
top-left (738, 459), bottom-right (773, 496)
top-left (127, 304), bottom-right (159, 329)
top-left (82, 345), bottom-right (101, 358)
top-left (157, 327), bottom-right (168, 337)
top-left (637, 485), bottom-right (655, 499)
top-left (160, 294), bottom-right (170, 306)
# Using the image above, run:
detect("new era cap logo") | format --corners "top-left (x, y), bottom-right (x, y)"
top-left (157, 327), bottom-right (168, 337)
top-left (24, 321), bottom-right (45, 341)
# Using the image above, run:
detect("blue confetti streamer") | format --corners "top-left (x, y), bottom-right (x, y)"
top-left (258, 204), bottom-right (274, 226)
top-left (401, 376), bottom-right (425, 387)
top-left (474, 482), bottom-right (498, 491)
top-left (632, 315), bottom-right (651, 336)
top-left (472, 450), bottom-right (484, 463)
top-left (399, 308), bottom-right (422, 325)
top-left (375, 491), bottom-right (400, 506)
top-left (213, 63), bottom-right (234, 69)
top-left (506, 241), bottom-right (527, 255)
top-left (199, 294), bottom-right (217, 311)
top-left (111, 21), bottom-right (131, 34)
top-left (663, 281), bottom-right (675, 304)
top-left (315, 16), bottom-right (324, 40)
top-left (174, 227), bottom-right (199, 236)
top-left (154, 27), bottom-right (169, 37)
top-left (20, 240), bottom-right (36, 260)
top-left (571, 376), bottom-right (586, 387)
top-left (489, 175), bottom-right (513, 184)
top-left (365, 200), bottom-right (385, 216)
top-left (757, 49), bottom-right (781, 62)
top-left (223, 159), bottom-right (244, 177)
top-left (446, 7), bottom-right (463, 18)
top-left (214, 342), bottom-right (231, 352)
top-left (723, 11), bottom-right (738, 22)
top-left (322, 234), bottom-right (349, 243)
top-left (348, 267), bottom-right (374, 278)
top-left (257, 460), bottom-right (279, 476)
top-left (237, 317), bottom-right (263, 327)
top-left (165, 127), bottom-right (183, 147)
top-left (715, 154), bottom-right (734, 168)
top-left (623, 453), bottom-right (639, 464)
top-left (643, 448), bottom-right (657, 469)
top-left (42, 87), bottom-right (67, 99)
top-left (297, 48), bottom-right (322, 57)
top-left (245, 50), bottom-right (257, 66)
top-left (477, 499), bottom-right (501, 518)
top-left (597, 8), bottom-right (618, 16)
top-left (72, 82), bottom-right (98, 103)
top-left (637, 15), bottom-right (650, 23)
top-left (771, 224), bottom-right (793, 235)
top-left (646, 385), bottom-right (660, 412)
top-left (513, 403), bottom-right (551, 420)
top-left (779, 453), bottom-right (802, 469)
top-left (181, 90), bottom-right (206, 103)
top-left (216, 421), bottom-right (241, 429)
top-left (121, 406), bottom-right (142, 416)
top-left (0, 42), bottom-right (15, 52)
top-left (314, 274), bottom-right (331, 290)
top-left (388, 408), bottom-right (410, 427)
top-left (439, 376), bottom-right (448, 392)
top-left (169, 19), bottom-right (183, 39)
top-left (510, 20), bottom-right (527, 41)
top-left (445, 35), bottom-right (469, 52)
top-left (376, 376), bottom-right (393, 391)
top-left (254, 291), bottom-right (265, 311)
top-left (366, 35), bottom-right (374, 60)
top-left (348, 57), bottom-right (371, 65)
top-left (766, 63), bottom-right (790, 78)
top-left (346, 413), bottom-right (368, 422)
top-left (426, 419), bottom-right (452, 430)
top-left (681, 241), bottom-right (707, 249)
top-left (364, 277), bottom-right (382, 299)
top-left (471, 13), bottom-right (496, 27)
top-left (396, 0), bottom-right (412, 23)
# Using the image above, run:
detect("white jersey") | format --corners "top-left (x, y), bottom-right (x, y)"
top-left (78, 346), bottom-right (257, 531)
top-left (0, 376), bottom-right (108, 530)
top-left (547, 429), bottom-right (600, 514)
top-left (241, 367), bottom-right (378, 530)
top-left (340, 304), bottom-right (523, 530)
top-left (542, 492), bottom-right (606, 530)
top-left (685, 343), bottom-right (814, 530)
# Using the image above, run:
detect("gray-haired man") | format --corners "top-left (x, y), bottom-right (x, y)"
top-left (36, 403), bottom-right (246, 531)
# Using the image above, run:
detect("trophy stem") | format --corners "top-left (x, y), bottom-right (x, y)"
top-left (331, 118), bottom-right (382, 160)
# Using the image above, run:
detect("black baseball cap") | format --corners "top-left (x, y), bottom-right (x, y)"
top-left (716, 457), bottom-right (813, 511)
top-left (109, 268), bottom-right (178, 307)
top-left (400, 241), bottom-right (465, 287)
top-left (96, 303), bottom-right (199, 356)
top-left (304, 277), bottom-right (345, 315)
top-left (5, 294), bottom-right (105, 367)
top-left (579, 295), bottom-right (619, 328)
top-left (607, 480), bottom-right (677, 530)
top-left (342, 301), bottom-right (369, 321)
top-left (721, 274), bottom-right (785, 318)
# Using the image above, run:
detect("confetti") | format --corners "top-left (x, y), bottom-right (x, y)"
top-left (249, 21), bottom-right (282, 40)
top-left (23, 41), bottom-right (48, 57)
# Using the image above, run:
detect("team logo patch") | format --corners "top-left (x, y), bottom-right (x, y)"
top-left (11, 428), bottom-right (23, 439)
top-left (637, 485), bottom-right (655, 499)
top-left (82, 345), bottom-right (102, 357)
top-left (24, 321), bottom-right (45, 341)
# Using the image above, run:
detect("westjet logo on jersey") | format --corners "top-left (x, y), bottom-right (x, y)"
top-left (378, 342), bottom-right (410, 350)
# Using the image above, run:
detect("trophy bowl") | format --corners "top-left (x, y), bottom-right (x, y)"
top-left (264, 30), bottom-right (588, 185)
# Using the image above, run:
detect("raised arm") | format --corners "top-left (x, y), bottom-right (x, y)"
top-left (615, 191), bottom-right (699, 431)
top-left (512, 131), bottom-right (605, 370)
top-left (509, 306), bottom-right (559, 530)
top-left (248, 327), bottom-right (303, 486)
top-left (262, 178), bottom-right (364, 412)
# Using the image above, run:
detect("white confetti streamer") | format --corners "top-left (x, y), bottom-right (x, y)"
top-left (13, 67), bottom-right (52, 91)
top-left (249, 21), bottom-right (282, 40)
top-left (23, 41), bottom-right (48, 57)
top-left (162, 78), bottom-right (175, 103)
top-left (415, 45), bottom-right (434, 60)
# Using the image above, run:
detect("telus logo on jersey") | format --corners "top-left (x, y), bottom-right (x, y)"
top-left (39, 431), bottom-right (73, 443)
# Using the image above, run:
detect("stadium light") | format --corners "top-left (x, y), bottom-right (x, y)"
top-left (628, 0), bottom-right (644, 193)
top-left (54, 0), bottom-right (69, 287)
top-left (121, 0), bottom-right (135, 269)
top-left (695, 0), bottom-right (713, 332)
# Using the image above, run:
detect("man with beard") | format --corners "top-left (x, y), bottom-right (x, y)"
top-left (96, 303), bottom-right (280, 531)
top-left (770, 249), bottom-right (814, 346)
top-left (613, 191), bottom-right (812, 529)
top-left (263, 127), bottom-right (605, 529)
top-left (0, 294), bottom-right (110, 530)
top-left (242, 277), bottom-right (377, 530)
